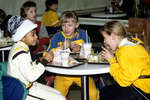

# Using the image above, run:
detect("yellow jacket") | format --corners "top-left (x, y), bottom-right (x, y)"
top-left (109, 38), bottom-right (150, 93)
top-left (42, 10), bottom-right (60, 27)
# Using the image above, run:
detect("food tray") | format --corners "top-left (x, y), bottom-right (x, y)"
top-left (87, 61), bottom-right (109, 64)
top-left (46, 62), bottom-right (85, 68)
top-left (74, 57), bottom-right (87, 62)
top-left (70, 55), bottom-right (86, 62)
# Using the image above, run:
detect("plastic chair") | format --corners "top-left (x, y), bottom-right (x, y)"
top-left (0, 62), bottom-right (28, 100)
top-left (0, 63), bottom-right (3, 100)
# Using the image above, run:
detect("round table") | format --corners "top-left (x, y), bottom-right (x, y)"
top-left (46, 63), bottom-right (109, 100)
top-left (91, 12), bottom-right (127, 18)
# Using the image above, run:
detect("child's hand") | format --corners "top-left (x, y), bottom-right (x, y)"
top-left (43, 51), bottom-right (53, 62)
top-left (70, 43), bottom-right (81, 52)
top-left (63, 39), bottom-right (71, 49)
top-left (101, 46), bottom-right (114, 61)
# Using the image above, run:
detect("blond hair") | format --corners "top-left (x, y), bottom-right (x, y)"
top-left (102, 21), bottom-right (127, 38)
top-left (60, 11), bottom-right (78, 24)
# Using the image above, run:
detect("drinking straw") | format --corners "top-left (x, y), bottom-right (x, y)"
top-left (86, 30), bottom-right (88, 43)
top-left (64, 37), bottom-right (66, 49)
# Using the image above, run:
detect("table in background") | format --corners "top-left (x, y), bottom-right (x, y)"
top-left (91, 12), bottom-right (127, 18)
top-left (46, 63), bottom-right (109, 100)
top-left (78, 17), bottom-right (128, 27)
top-left (0, 45), bottom-right (12, 62)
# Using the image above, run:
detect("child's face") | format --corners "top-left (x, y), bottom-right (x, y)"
top-left (49, 4), bottom-right (58, 11)
top-left (22, 29), bottom-right (38, 46)
top-left (26, 7), bottom-right (36, 21)
top-left (102, 31), bottom-right (118, 51)
top-left (61, 19), bottom-right (79, 37)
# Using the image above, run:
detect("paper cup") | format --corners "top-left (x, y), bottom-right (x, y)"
top-left (0, 38), bottom-right (8, 46)
top-left (61, 52), bottom-right (70, 66)
top-left (53, 50), bottom-right (62, 65)
top-left (83, 43), bottom-right (92, 58)
top-left (0, 30), bottom-right (4, 38)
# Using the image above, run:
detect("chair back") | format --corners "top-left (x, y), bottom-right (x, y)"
top-left (0, 62), bottom-right (28, 100)
top-left (128, 18), bottom-right (150, 53)
top-left (145, 20), bottom-right (150, 53)
top-left (0, 62), bottom-right (4, 100)
top-left (0, 62), bottom-right (7, 76)
top-left (128, 18), bottom-right (146, 43)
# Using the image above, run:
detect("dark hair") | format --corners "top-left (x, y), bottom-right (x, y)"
top-left (0, 9), bottom-right (6, 19)
top-left (20, 1), bottom-right (36, 17)
top-left (60, 11), bottom-right (78, 24)
top-left (45, 0), bottom-right (58, 11)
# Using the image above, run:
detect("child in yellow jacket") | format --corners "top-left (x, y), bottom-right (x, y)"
top-left (100, 21), bottom-right (150, 100)
top-left (42, 0), bottom-right (60, 35)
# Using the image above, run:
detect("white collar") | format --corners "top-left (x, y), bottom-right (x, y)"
top-left (18, 41), bottom-right (29, 50)
top-left (118, 38), bottom-right (139, 48)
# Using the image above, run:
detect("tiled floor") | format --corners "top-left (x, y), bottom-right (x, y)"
top-left (68, 86), bottom-right (81, 100)
top-left (69, 89), bottom-right (81, 100)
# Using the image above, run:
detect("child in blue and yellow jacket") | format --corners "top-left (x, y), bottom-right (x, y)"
top-left (44, 11), bottom-right (99, 100)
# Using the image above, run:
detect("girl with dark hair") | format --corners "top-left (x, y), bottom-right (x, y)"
top-left (20, 1), bottom-right (50, 59)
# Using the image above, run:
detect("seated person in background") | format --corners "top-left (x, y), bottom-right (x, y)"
top-left (44, 11), bottom-right (99, 100)
top-left (20, 1), bottom-right (50, 59)
top-left (0, 9), bottom-right (12, 37)
top-left (114, 0), bottom-right (135, 17)
top-left (99, 21), bottom-right (150, 100)
top-left (42, 0), bottom-right (60, 36)
top-left (7, 15), bottom-right (65, 100)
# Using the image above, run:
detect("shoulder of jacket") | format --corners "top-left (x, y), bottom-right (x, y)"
top-left (13, 45), bottom-right (29, 53)
top-left (55, 31), bottom-right (62, 37)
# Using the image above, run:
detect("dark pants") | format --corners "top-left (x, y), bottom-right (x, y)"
top-left (100, 84), bottom-right (150, 100)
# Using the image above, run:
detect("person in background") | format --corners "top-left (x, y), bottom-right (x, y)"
top-left (99, 21), bottom-right (150, 100)
top-left (20, 1), bottom-right (50, 60)
top-left (44, 11), bottom-right (99, 100)
top-left (7, 15), bottom-right (65, 100)
top-left (110, 0), bottom-right (134, 18)
top-left (118, 0), bottom-right (135, 17)
top-left (140, 0), bottom-right (150, 18)
top-left (0, 9), bottom-right (12, 62)
top-left (0, 9), bottom-right (12, 37)
top-left (140, 0), bottom-right (150, 8)
top-left (42, 0), bottom-right (60, 36)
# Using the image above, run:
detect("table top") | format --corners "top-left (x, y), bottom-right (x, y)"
top-left (78, 17), bottom-right (128, 27)
top-left (91, 12), bottom-right (127, 18)
top-left (46, 63), bottom-right (109, 76)
top-left (0, 44), bottom-right (12, 51)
